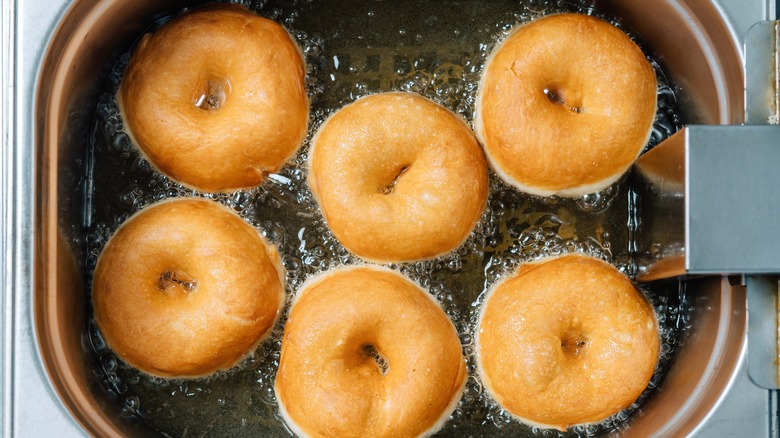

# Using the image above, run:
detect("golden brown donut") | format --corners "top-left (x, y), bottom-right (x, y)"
top-left (92, 199), bottom-right (285, 378)
top-left (308, 92), bottom-right (488, 263)
top-left (475, 13), bottom-right (657, 197)
top-left (476, 254), bottom-right (659, 430)
top-left (275, 266), bottom-right (466, 438)
top-left (119, 4), bottom-right (309, 192)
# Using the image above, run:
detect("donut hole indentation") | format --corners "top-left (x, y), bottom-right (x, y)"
top-left (157, 270), bottom-right (199, 293)
top-left (381, 165), bottom-right (410, 195)
top-left (543, 87), bottom-right (582, 114)
top-left (560, 332), bottom-right (588, 358)
top-left (193, 77), bottom-right (231, 111)
top-left (360, 343), bottom-right (390, 375)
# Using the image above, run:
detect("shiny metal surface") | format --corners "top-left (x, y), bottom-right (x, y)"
top-left (687, 127), bottom-right (780, 273)
top-left (635, 125), bottom-right (780, 280)
top-left (745, 21), bottom-right (779, 124)
top-left (1, 0), bottom-right (776, 437)
top-left (634, 128), bottom-right (687, 282)
top-left (1, 0), bottom-right (14, 435)
top-left (746, 275), bottom-right (779, 389)
top-left (4, 0), bottom-right (86, 436)
top-left (628, 277), bottom-right (748, 437)
top-left (697, 356), bottom-right (777, 437)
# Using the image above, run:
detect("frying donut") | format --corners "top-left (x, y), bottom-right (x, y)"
top-left (119, 4), bottom-right (309, 192)
top-left (308, 92), bottom-right (488, 263)
top-left (476, 254), bottom-right (659, 430)
top-left (475, 13), bottom-right (657, 197)
top-left (276, 266), bottom-right (466, 437)
top-left (92, 199), bottom-right (285, 377)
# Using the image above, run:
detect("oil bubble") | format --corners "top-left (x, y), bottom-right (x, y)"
top-left (84, 0), bottom-right (687, 436)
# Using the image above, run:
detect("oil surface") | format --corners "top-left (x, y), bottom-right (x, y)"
top-left (85, 0), bottom-right (689, 436)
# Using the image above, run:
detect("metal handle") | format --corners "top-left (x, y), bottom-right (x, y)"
top-left (634, 20), bottom-right (780, 282)
top-left (634, 125), bottom-right (780, 281)
top-left (634, 20), bottom-right (780, 390)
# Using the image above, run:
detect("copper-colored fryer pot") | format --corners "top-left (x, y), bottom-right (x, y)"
top-left (35, 0), bottom-right (745, 436)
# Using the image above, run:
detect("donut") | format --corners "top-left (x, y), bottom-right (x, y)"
top-left (308, 93), bottom-right (488, 263)
top-left (476, 254), bottom-right (659, 430)
top-left (475, 13), bottom-right (657, 197)
top-left (275, 266), bottom-right (466, 438)
top-left (92, 199), bottom-right (285, 377)
top-left (119, 4), bottom-right (309, 192)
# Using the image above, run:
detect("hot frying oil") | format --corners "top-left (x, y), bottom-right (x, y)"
top-left (86, 0), bottom-right (688, 436)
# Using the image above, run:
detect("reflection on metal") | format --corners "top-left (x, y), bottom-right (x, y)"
top-left (635, 125), bottom-right (780, 282)
top-left (12, 0), bottom-right (767, 436)
top-left (637, 20), bottom-right (780, 282)
top-left (746, 20), bottom-right (780, 124)
top-left (634, 129), bottom-right (686, 282)
top-left (746, 275), bottom-right (780, 389)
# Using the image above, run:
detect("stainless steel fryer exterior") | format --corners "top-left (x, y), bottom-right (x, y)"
top-left (2, 0), bottom-right (776, 436)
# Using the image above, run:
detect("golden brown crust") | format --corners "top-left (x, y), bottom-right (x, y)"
top-left (475, 14), bottom-right (657, 197)
top-left (308, 92), bottom-right (488, 263)
top-left (92, 199), bottom-right (285, 378)
top-left (476, 254), bottom-right (659, 430)
top-left (275, 266), bottom-right (466, 438)
top-left (119, 4), bottom-right (309, 192)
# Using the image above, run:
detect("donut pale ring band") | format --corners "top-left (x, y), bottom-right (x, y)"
top-left (475, 13), bottom-right (657, 197)
top-left (276, 266), bottom-right (467, 438)
top-left (309, 92), bottom-right (488, 263)
top-left (476, 254), bottom-right (659, 430)
top-left (92, 199), bottom-right (285, 378)
top-left (119, 4), bottom-right (309, 192)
